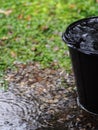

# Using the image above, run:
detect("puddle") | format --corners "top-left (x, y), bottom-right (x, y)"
top-left (0, 84), bottom-right (76, 130)
top-left (0, 63), bottom-right (75, 130)
top-left (0, 89), bottom-right (41, 130)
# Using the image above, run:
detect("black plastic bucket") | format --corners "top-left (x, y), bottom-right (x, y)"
top-left (62, 17), bottom-right (98, 114)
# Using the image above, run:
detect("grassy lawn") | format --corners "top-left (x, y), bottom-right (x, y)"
top-left (0, 0), bottom-right (98, 83)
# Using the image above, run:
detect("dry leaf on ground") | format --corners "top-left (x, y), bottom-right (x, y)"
top-left (0, 9), bottom-right (12, 16)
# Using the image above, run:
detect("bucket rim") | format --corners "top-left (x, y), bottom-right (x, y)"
top-left (62, 16), bottom-right (98, 55)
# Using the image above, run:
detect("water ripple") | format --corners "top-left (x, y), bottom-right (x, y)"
top-left (0, 91), bottom-right (41, 130)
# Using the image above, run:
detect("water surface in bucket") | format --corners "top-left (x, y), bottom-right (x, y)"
top-left (66, 18), bottom-right (98, 54)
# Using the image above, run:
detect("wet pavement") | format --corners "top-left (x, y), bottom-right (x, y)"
top-left (0, 86), bottom-right (76, 130)
top-left (0, 62), bottom-right (98, 130)
top-left (0, 62), bottom-right (75, 130)
top-left (0, 89), bottom-right (41, 130)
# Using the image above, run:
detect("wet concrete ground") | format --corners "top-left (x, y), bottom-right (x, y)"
top-left (0, 62), bottom-right (98, 130)
top-left (0, 86), bottom-right (76, 130)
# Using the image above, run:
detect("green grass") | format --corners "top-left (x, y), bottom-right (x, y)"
top-left (0, 0), bottom-right (98, 78)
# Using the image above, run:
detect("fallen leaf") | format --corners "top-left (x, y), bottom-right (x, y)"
top-left (53, 46), bottom-right (59, 51)
top-left (20, 82), bottom-right (26, 87)
top-left (50, 69), bottom-right (56, 74)
top-left (18, 14), bottom-right (23, 19)
top-left (69, 4), bottom-right (76, 9)
top-left (0, 41), bottom-right (4, 46)
top-left (1, 36), bottom-right (9, 40)
top-left (41, 26), bottom-right (49, 31)
top-left (0, 9), bottom-right (12, 16)
top-left (31, 85), bottom-right (36, 88)
top-left (36, 76), bottom-right (43, 82)
top-left (26, 15), bottom-right (31, 21)
top-left (11, 51), bottom-right (17, 58)
top-left (31, 47), bottom-right (36, 51)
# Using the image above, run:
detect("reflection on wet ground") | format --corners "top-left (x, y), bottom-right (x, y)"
top-left (1, 63), bottom-right (98, 130)
top-left (0, 62), bottom-right (75, 130)
top-left (0, 90), bottom-right (41, 130)
top-left (0, 87), bottom-right (76, 130)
